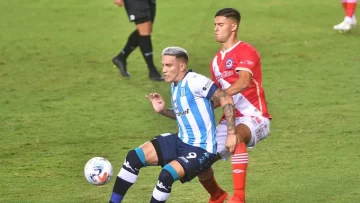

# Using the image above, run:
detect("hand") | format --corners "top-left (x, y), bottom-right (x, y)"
top-left (212, 99), bottom-right (221, 109)
top-left (113, 0), bottom-right (124, 7)
top-left (225, 133), bottom-right (238, 154)
top-left (145, 93), bottom-right (166, 113)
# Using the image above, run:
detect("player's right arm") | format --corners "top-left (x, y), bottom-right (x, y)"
top-left (145, 93), bottom-right (176, 120)
top-left (159, 108), bottom-right (176, 120)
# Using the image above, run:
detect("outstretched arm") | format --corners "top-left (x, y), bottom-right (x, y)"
top-left (159, 108), bottom-right (176, 120)
top-left (145, 93), bottom-right (176, 120)
top-left (211, 89), bottom-right (237, 153)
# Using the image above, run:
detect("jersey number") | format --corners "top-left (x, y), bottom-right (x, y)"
top-left (186, 152), bottom-right (197, 159)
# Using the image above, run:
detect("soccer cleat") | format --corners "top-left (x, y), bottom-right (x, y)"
top-left (112, 57), bottom-right (130, 77)
top-left (149, 71), bottom-right (164, 81)
top-left (352, 15), bottom-right (357, 27)
top-left (333, 21), bottom-right (352, 32)
top-left (208, 191), bottom-right (228, 203)
top-left (227, 195), bottom-right (245, 203)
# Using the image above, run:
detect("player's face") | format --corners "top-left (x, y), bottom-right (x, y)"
top-left (214, 16), bottom-right (237, 43)
top-left (162, 55), bottom-right (185, 83)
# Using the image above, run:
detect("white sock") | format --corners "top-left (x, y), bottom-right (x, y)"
top-left (344, 16), bottom-right (353, 24)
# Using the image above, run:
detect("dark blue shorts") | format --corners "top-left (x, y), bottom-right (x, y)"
top-left (150, 133), bottom-right (216, 183)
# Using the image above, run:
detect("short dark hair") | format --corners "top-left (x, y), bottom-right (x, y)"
top-left (162, 47), bottom-right (189, 63)
top-left (215, 8), bottom-right (241, 24)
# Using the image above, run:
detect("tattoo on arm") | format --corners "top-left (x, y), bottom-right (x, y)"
top-left (223, 103), bottom-right (236, 133)
top-left (212, 89), bottom-right (236, 133)
top-left (211, 89), bottom-right (227, 104)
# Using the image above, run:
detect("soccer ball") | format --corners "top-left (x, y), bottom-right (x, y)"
top-left (84, 157), bottom-right (113, 185)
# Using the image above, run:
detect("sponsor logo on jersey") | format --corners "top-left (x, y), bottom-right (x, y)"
top-left (176, 109), bottom-right (190, 116)
top-left (216, 70), bottom-right (235, 80)
top-left (239, 60), bottom-right (254, 66)
top-left (203, 81), bottom-right (212, 91)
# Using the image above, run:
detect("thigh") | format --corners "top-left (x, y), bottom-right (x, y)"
top-left (140, 141), bottom-right (158, 165)
top-left (239, 116), bottom-right (270, 148)
top-left (176, 143), bottom-right (216, 183)
top-left (123, 0), bottom-right (151, 22)
top-left (150, 133), bottom-right (179, 166)
top-left (216, 118), bottom-right (249, 160)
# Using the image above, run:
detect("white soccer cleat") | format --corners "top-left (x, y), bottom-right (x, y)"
top-left (352, 15), bottom-right (357, 27)
top-left (333, 21), bottom-right (352, 32)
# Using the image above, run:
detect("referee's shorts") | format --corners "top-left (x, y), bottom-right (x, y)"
top-left (123, 0), bottom-right (156, 24)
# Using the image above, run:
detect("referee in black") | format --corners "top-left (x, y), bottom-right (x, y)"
top-left (112, 0), bottom-right (164, 81)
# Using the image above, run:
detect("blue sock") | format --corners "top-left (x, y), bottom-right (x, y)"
top-left (109, 148), bottom-right (146, 203)
top-left (150, 164), bottom-right (178, 203)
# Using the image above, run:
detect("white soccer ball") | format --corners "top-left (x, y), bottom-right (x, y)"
top-left (84, 157), bottom-right (113, 185)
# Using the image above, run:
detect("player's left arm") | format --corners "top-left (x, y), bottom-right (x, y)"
top-left (211, 89), bottom-right (237, 152)
top-left (225, 70), bottom-right (252, 96)
top-left (192, 73), bottom-right (237, 152)
top-left (225, 50), bottom-right (260, 96)
top-left (211, 88), bottom-right (236, 133)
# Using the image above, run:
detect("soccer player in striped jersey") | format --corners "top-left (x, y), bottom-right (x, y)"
top-left (109, 46), bottom-right (237, 203)
top-left (197, 8), bottom-right (272, 203)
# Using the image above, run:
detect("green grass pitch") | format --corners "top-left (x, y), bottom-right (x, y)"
top-left (1, 0), bottom-right (359, 202)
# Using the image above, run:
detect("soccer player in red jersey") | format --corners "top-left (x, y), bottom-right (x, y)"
top-left (333, 0), bottom-right (357, 32)
top-left (198, 8), bottom-right (272, 203)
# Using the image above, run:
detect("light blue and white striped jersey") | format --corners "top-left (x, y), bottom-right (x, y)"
top-left (171, 71), bottom-right (219, 154)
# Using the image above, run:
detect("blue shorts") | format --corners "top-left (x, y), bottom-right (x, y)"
top-left (150, 133), bottom-right (216, 183)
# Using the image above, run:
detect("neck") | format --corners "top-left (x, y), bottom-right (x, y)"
top-left (173, 72), bottom-right (187, 85)
top-left (221, 36), bottom-right (239, 51)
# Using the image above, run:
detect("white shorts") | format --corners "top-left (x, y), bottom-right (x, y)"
top-left (216, 116), bottom-right (270, 160)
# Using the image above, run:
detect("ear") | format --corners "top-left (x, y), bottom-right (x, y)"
top-left (231, 23), bottom-right (238, 32)
top-left (180, 62), bottom-right (187, 72)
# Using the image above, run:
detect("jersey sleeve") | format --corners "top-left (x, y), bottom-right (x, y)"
top-left (235, 49), bottom-right (260, 75)
top-left (189, 73), bottom-right (218, 99)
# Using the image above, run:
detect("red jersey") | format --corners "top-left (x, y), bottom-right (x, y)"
top-left (210, 41), bottom-right (271, 120)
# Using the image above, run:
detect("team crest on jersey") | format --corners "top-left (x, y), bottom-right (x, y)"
top-left (225, 58), bottom-right (234, 69)
top-left (180, 87), bottom-right (186, 97)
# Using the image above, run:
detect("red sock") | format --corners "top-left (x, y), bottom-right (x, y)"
top-left (198, 168), bottom-right (225, 200)
top-left (231, 143), bottom-right (248, 202)
top-left (342, 2), bottom-right (348, 12)
top-left (346, 3), bottom-right (357, 17)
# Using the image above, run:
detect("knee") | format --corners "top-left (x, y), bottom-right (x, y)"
top-left (197, 167), bottom-right (214, 181)
top-left (235, 124), bottom-right (252, 144)
top-left (136, 22), bottom-right (152, 35)
top-left (161, 164), bottom-right (179, 182)
top-left (125, 148), bottom-right (146, 168)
